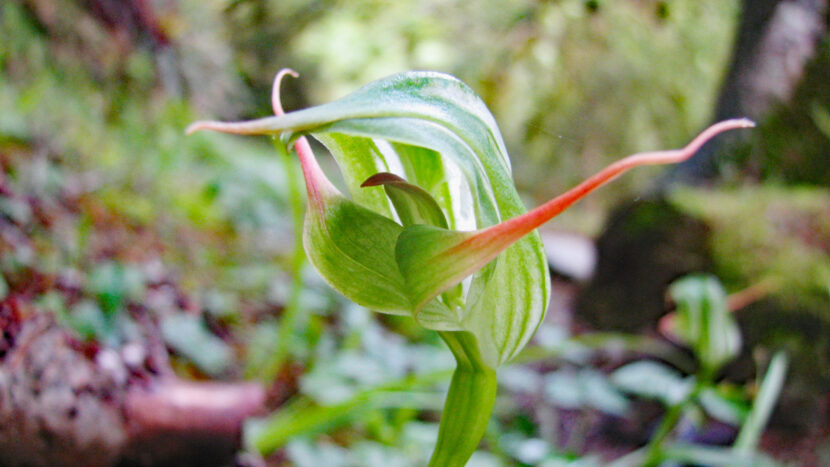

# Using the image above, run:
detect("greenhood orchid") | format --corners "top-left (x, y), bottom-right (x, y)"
top-left (188, 70), bottom-right (752, 466)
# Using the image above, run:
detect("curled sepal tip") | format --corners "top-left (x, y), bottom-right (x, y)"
top-left (271, 68), bottom-right (299, 116)
top-left (185, 68), bottom-right (299, 136)
top-left (396, 119), bottom-right (755, 313)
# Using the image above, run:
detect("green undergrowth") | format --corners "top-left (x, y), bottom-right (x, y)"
top-left (0, 1), bottom-right (313, 377)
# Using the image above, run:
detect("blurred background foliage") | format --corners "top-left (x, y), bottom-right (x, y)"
top-left (1, 0), bottom-right (829, 465)
top-left (224, 0), bottom-right (738, 230)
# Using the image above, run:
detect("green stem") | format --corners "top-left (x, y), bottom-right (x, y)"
top-left (275, 138), bottom-right (308, 358)
top-left (642, 376), bottom-right (708, 467)
top-left (428, 331), bottom-right (498, 467)
top-left (734, 351), bottom-right (788, 452)
top-left (253, 139), bottom-right (307, 381)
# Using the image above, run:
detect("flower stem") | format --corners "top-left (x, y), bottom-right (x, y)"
top-left (429, 331), bottom-right (498, 467)
top-left (642, 371), bottom-right (711, 467)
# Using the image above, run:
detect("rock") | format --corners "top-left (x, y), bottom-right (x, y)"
top-left (0, 304), bottom-right (265, 466)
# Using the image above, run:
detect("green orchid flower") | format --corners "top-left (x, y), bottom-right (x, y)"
top-left (188, 69), bottom-right (752, 466)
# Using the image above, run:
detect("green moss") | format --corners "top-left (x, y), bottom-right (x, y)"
top-left (670, 186), bottom-right (830, 315)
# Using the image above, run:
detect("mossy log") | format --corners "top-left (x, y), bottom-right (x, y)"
top-left (576, 186), bottom-right (830, 396)
top-left (578, 185), bottom-right (830, 329)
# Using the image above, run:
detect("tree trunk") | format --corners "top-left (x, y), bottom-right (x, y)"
top-left (665, 0), bottom-right (828, 184)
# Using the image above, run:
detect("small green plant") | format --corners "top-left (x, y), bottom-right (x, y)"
top-left (189, 70), bottom-right (751, 466)
top-left (608, 274), bottom-right (787, 467)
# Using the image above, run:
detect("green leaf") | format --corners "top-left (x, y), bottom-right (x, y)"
top-left (160, 314), bottom-right (234, 376)
top-left (543, 368), bottom-right (630, 416)
top-left (660, 444), bottom-right (781, 467)
top-left (734, 351), bottom-right (788, 453)
top-left (668, 275), bottom-right (741, 374)
top-left (698, 386), bottom-right (749, 426)
top-left (245, 368), bottom-right (452, 454)
top-left (607, 444), bottom-right (781, 467)
top-left (88, 261), bottom-right (146, 317)
top-left (611, 361), bottom-right (692, 405)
